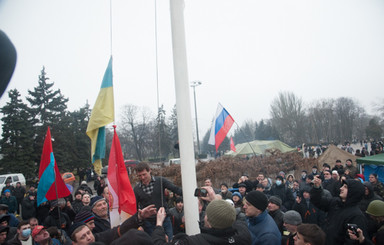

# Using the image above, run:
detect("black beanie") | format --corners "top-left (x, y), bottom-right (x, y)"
top-left (245, 191), bottom-right (268, 211)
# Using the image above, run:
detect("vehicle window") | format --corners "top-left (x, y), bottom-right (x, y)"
top-left (0, 177), bottom-right (5, 184)
top-left (13, 176), bottom-right (19, 182)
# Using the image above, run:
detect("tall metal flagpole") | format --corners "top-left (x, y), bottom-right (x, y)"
top-left (170, 0), bottom-right (200, 235)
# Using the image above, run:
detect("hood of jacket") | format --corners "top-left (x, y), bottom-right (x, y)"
top-left (344, 179), bottom-right (364, 206)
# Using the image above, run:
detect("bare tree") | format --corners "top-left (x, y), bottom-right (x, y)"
top-left (119, 104), bottom-right (154, 161)
top-left (270, 92), bottom-right (306, 145)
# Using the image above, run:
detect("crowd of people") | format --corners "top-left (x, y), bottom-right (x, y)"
top-left (0, 159), bottom-right (383, 245)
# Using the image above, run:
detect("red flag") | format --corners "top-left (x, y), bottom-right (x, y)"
top-left (230, 137), bottom-right (236, 152)
top-left (107, 126), bottom-right (136, 215)
top-left (37, 127), bottom-right (70, 206)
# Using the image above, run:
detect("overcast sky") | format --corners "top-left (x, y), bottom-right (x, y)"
top-left (0, 0), bottom-right (383, 137)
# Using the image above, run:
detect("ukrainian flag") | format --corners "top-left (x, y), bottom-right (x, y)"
top-left (86, 57), bottom-right (114, 175)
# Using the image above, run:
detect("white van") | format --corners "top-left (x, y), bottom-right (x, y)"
top-left (0, 173), bottom-right (26, 191)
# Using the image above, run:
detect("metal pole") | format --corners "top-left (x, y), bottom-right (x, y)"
top-left (191, 81), bottom-right (201, 155)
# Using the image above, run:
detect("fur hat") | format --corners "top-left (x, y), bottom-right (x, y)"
top-left (283, 210), bottom-right (302, 225)
top-left (245, 191), bottom-right (268, 211)
top-left (205, 199), bottom-right (236, 229)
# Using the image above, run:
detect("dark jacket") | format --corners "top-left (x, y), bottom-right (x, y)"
top-left (270, 184), bottom-right (294, 211)
top-left (169, 207), bottom-right (185, 235)
top-left (21, 196), bottom-right (37, 220)
top-left (0, 196), bottom-right (17, 214)
top-left (43, 207), bottom-right (72, 233)
top-left (94, 213), bottom-right (143, 244)
top-left (13, 186), bottom-right (25, 203)
top-left (93, 214), bottom-right (111, 234)
top-left (268, 209), bottom-right (284, 234)
top-left (152, 220), bottom-right (252, 245)
top-left (311, 179), bottom-right (369, 245)
top-left (71, 199), bottom-right (83, 214)
top-left (134, 176), bottom-right (182, 222)
top-left (292, 198), bottom-right (325, 228)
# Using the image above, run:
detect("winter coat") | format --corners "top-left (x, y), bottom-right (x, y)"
top-left (93, 214), bottom-right (111, 234)
top-left (43, 207), bottom-right (72, 233)
top-left (169, 207), bottom-right (185, 234)
top-left (13, 186), bottom-right (25, 203)
top-left (311, 179), bottom-right (369, 245)
top-left (268, 209), bottom-right (284, 234)
top-left (292, 198), bottom-right (325, 228)
top-left (247, 210), bottom-right (281, 245)
top-left (0, 196), bottom-right (17, 213)
top-left (151, 220), bottom-right (252, 245)
top-left (270, 184), bottom-right (294, 211)
top-left (21, 196), bottom-right (37, 220)
top-left (71, 199), bottom-right (83, 214)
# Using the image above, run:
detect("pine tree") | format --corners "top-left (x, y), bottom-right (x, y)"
top-left (26, 67), bottom-right (69, 164)
top-left (0, 89), bottom-right (35, 179)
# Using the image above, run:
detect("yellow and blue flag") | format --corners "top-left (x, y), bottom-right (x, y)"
top-left (86, 57), bottom-right (114, 175)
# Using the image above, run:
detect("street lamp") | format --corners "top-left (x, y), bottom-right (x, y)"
top-left (191, 80), bottom-right (202, 155)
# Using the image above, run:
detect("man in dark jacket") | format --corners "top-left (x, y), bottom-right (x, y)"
top-left (13, 182), bottom-right (25, 215)
top-left (267, 196), bottom-right (284, 234)
top-left (21, 193), bottom-right (36, 220)
top-left (152, 199), bottom-right (251, 245)
top-left (270, 176), bottom-right (294, 211)
top-left (311, 176), bottom-right (369, 245)
top-left (134, 162), bottom-right (182, 240)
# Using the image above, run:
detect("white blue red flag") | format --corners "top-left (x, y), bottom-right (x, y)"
top-left (37, 127), bottom-right (70, 206)
top-left (208, 103), bottom-right (235, 152)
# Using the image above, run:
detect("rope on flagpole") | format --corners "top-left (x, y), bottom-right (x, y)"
top-left (153, 0), bottom-right (164, 207)
top-left (109, 0), bottom-right (113, 56)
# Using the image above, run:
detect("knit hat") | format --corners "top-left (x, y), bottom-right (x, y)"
top-left (68, 222), bottom-right (87, 238)
top-left (74, 210), bottom-right (95, 223)
top-left (232, 192), bottom-right (242, 200)
top-left (276, 175), bottom-right (284, 181)
top-left (90, 196), bottom-right (105, 208)
top-left (283, 210), bottom-right (302, 225)
top-left (245, 191), bottom-right (268, 211)
top-left (269, 196), bottom-right (282, 207)
top-left (366, 200), bottom-right (384, 217)
top-left (81, 181), bottom-right (87, 185)
top-left (32, 225), bottom-right (45, 239)
top-left (3, 189), bottom-right (10, 194)
top-left (205, 199), bottom-right (236, 229)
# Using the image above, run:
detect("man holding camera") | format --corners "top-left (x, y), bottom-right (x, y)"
top-left (134, 162), bottom-right (182, 241)
top-left (311, 175), bottom-right (369, 245)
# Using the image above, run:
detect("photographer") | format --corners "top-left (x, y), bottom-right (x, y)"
top-left (311, 175), bottom-right (369, 245)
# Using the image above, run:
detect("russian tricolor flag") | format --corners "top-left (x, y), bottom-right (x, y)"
top-left (208, 104), bottom-right (235, 152)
